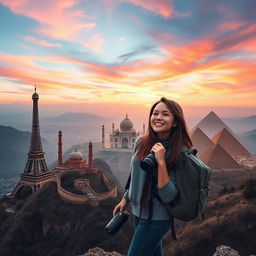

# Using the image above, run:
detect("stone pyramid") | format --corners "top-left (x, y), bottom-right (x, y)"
top-left (191, 111), bottom-right (234, 138)
top-left (200, 144), bottom-right (240, 169)
top-left (190, 127), bottom-right (215, 156)
top-left (212, 128), bottom-right (251, 156)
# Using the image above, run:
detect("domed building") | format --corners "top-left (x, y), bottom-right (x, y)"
top-left (102, 114), bottom-right (145, 150)
top-left (62, 150), bottom-right (87, 169)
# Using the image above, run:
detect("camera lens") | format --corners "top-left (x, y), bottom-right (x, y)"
top-left (105, 211), bottom-right (129, 235)
top-left (140, 152), bottom-right (157, 171)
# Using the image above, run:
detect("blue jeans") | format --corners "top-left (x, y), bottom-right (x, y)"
top-left (127, 216), bottom-right (172, 256)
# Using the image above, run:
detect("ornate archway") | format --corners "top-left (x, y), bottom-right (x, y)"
top-left (122, 137), bottom-right (128, 148)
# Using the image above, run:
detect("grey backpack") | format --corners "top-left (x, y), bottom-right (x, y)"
top-left (155, 147), bottom-right (212, 239)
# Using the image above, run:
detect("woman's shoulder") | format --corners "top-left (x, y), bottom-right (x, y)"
top-left (132, 136), bottom-right (143, 154)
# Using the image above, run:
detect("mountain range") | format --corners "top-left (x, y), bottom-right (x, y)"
top-left (0, 181), bottom-right (133, 256)
top-left (0, 125), bottom-right (55, 179)
top-left (223, 115), bottom-right (256, 134)
top-left (239, 129), bottom-right (256, 155)
top-left (42, 112), bottom-right (108, 125)
top-left (1, 173), bottom-right (255, 256)
top-left (163, 184), bottom-right (256, 256)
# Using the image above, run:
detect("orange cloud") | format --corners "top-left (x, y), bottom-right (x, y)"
top-left (24, 36), bottom-right (62, 47)
top-left (0, 0), bottom-right (96, 40)
top-left (0, 27), bottom-right (255, 107)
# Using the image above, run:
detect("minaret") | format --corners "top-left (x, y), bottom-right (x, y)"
top-left (88, 142), bottom-right (93, 168)
top-left (112, 123), bottom-right (115, 133)
top-left (12, 86), bottom-right (52, 196)
top-left (58, 130), bottom-right (63, 167)
top-left (102, 125), bottom-right (105, 149)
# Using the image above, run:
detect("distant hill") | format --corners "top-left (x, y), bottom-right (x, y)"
top-left (239, 129), bottom-right (256, 155)
top-left (0, 111), bottom-right (110, 152)
top-left (0, 182), bottom-right (133, 256)
top-left (209, 169), bottom-right (256, 196)
top-left (223, 115), bottom-right (256, 134)
top-left (0, 126), bottom-right (50, 179)
top-left (94, 150), bottom-right (132, 188)
top-left (1, 172), bottom-right (255, 256)
top-left (43, 112), bottom-right (108, 125)
top-left (0, 126), bottom-right (30, 179)
top-left (93, 158), bottom-right (121, 188)
top-left (163, 184), bottom-right (256, 256)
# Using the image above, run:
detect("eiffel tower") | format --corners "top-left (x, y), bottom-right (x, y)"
top-left (12, 87), bottom-right (53, 196)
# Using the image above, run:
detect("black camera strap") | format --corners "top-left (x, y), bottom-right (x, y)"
top-left (125, 172), bottom-right (131, 191)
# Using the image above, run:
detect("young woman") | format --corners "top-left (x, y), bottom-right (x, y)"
top-left (113, 97), bottom-right (193, 256)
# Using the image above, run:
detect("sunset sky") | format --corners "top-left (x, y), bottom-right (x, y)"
top-left (0, 0), bottom-right (255, 119)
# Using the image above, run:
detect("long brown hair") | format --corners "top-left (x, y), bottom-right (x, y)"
top-left (136, 97), bottom-right (192, 167)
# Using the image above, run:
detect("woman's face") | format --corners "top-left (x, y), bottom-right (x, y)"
top-left (150, 102), bottom-right (175, 139)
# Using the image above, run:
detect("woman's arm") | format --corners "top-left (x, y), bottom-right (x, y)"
top-left (151, 142), bottom-right (177, 203)
top-left (157, 161), bottom-right (170, 188)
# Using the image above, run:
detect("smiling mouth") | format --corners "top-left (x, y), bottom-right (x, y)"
top-left (154, 122), bottom-right (165, 126)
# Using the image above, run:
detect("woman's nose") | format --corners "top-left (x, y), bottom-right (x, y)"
top-left (156, 115), bottom-right (162, 120)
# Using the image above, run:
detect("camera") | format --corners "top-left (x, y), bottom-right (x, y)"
top-left (140, 152), bottom-right (157, 171)
top-left (140, 141), bottom-right (169, 172)
top-left (105, 211), bottom-right (130, 235)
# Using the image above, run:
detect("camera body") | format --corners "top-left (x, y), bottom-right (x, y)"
top-left (140, 141), bottom-right (169, 172)
top-left (105, 211), bottom-right (130, 235)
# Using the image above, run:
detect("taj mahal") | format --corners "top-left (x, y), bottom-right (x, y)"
top-left (101, 114), bottom-right (145, 151)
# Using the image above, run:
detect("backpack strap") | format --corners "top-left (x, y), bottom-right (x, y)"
top-left (170, 217), bottom-right (177, 240)
top-left (184, 147), bottom-right (207, 220)
top-left (125, 172), bottom-right (131, 191)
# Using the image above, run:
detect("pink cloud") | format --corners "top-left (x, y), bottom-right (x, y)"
top-left (215, 23), bottom-right (256, 53)
top-left (0, 0), bottom-right (96, 40)
top-left (103, 0), bottom-right (189, 18)
top-left (83, 34), bottom-right (105, 53)
top-left (126, 0), bottom-right (184, 18)
top-left (117, 37), bottom-right (126, 41)
top-left (219, 21), bottom-right (246, 31)
top-left (24, 36), bottom-right (62, 47)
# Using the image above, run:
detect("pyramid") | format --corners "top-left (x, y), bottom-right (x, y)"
top-left (191, 111), bottom-right (234, 138)
top-left (212, 128), bottom-right (251, 156)
top-left (200, 144), bottom-right (240, 169)
top-left (190, 127), bottom-right (215, 156)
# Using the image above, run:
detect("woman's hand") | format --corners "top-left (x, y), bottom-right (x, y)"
top-left (151, 142), bottom-right (170, 188)
top-left (113, 198), bottom-right (129, 216)
top-left (151, 142), bottom-right (166, 165)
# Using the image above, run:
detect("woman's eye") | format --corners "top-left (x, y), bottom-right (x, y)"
top-left (153, 112), bottom-right (158, 116)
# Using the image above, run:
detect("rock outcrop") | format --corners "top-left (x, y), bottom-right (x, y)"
top-left (213, 245), bottom-right (240, 256)
top-left (79, 247), bottom-right (123, 256)
top-left (213, 245), bottom-right (255, 256)
top-left (80, 245), bottom-right (256, 256)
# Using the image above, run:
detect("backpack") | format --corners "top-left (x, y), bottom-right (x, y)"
top-left (154, 147), bottom-right (212, 239)
top-left (124, 147), bottom-right (212, 240)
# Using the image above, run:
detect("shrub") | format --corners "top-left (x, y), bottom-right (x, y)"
top-left (219, 186), bottom-right (236, 195)
top-left (242, 179), bottom-right (256, 199)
